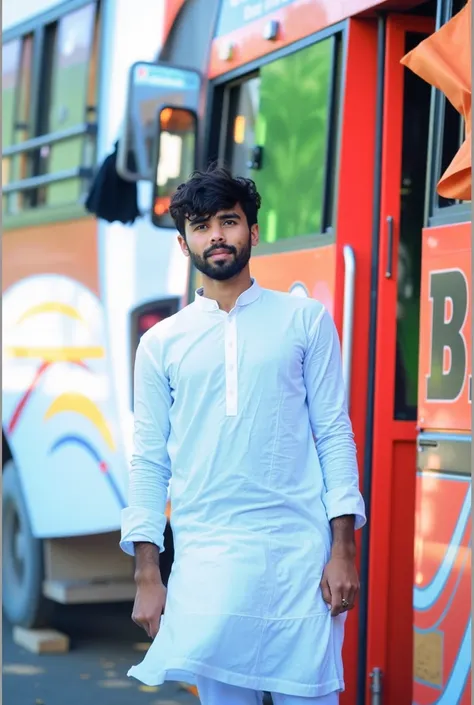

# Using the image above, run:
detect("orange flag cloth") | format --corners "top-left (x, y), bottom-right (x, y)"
top-left (401, 1), bottom-right (471, 201)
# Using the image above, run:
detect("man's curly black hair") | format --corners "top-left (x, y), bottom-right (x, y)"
top-left (169, 164), bottom-right (262, 238)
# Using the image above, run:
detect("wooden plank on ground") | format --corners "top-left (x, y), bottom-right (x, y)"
top-left (13, 627), bottom-right (70, 654)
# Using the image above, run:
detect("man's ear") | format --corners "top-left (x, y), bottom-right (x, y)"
top-left (250, 224), bottom-right (260, 247)
top-left (178, 235), bottom-right (189, 257)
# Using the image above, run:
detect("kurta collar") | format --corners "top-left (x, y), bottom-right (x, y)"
top-left (194, 278), bottom-right (262, 312)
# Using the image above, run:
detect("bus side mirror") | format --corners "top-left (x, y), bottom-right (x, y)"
top-left (116, 62), bottom-right (201, 183)
top-left (151, 107), bottom-right (198, 228)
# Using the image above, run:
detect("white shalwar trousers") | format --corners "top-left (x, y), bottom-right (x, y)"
top-left (196, 676), bottom-right (339, 705)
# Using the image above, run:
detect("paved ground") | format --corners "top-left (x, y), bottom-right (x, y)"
top-left (2, 601), bottom-right (200, 705)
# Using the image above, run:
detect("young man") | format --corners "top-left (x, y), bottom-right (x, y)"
top-left (120, 166), bottom-right (366, 705)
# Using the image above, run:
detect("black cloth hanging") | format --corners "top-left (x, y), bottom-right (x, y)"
top-left (85, 141), bottom-right (141, 224)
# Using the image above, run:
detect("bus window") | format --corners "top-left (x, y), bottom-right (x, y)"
top-left (221, 36), bottom-right (337, 243)
top-left (436, 98), bottom-right (468, 209)
top-left (431, 0), bottom-right (469, 212)
top-left (226, 75), bottom-right (261, 178)
top-left (42, 3), bottom-right (97, 207)
top-left (14, 36), bottom-right (34, 206)
top-left (394, 32), bottom-right (431, 420)
top-left (2, 40), bottom-right (21, 212)
top-left (2, 2), bottom-right (100, 218)
top-left (3, 34), bottom-right (34, 214)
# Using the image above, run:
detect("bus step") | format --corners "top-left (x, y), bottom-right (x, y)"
top-left (43, 578), bottom-right (136, 604)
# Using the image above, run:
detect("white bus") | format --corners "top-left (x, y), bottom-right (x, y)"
top-left (2, 0), bottom-right (189, 628)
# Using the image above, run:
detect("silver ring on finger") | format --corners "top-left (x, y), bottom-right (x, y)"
top-left (341, 598), bottom-right (349, 610)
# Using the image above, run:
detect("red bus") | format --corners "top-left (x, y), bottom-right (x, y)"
top-left (116, 1), bottom-right (471, 703)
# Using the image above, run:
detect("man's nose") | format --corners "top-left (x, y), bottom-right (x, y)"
top-left (209, 226), bottom-right (225, 243)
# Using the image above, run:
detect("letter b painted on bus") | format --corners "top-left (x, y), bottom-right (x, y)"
top-left (427, 270), bottom-right (468, 401)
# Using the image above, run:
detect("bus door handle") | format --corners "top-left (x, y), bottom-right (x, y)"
top-left (342, 244), bottom-right (356, 409)
top-left (385, 215), bottom-right (394, 278)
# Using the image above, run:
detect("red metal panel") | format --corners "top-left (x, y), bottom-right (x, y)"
top-left (385, 439), bottom-right (418, 701)
top-left (209, 0), bottom-right (423, 77)
top-left (367, 14), bottom-right (434, 705)
top-left (249, 246), bottom-right (337, 313)
top-left (418, 223), bottom-right (472, 432)
top-left (414, 471), bottom-right (471, 705)
top-left (332, 18), bottom-right (379, 705)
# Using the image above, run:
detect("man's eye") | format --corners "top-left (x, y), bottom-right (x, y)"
top-left (223, 220), bottom-right (236, 226)
top-left (195, 224), bottom-right (207, 231)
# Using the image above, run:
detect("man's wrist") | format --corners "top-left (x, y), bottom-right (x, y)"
top-left (134, 564), bottom-right (163, 585)
top-left (330, 515), bottom-right (356, 560)
top-left (331, 542), bottom-right (356, 560)
top-left (134, 541), bottom-right (163, 584)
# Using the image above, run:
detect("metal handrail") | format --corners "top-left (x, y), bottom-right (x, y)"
top-left (342, 244), bottom-right (356, 409)
top-left (2, 167), bottom-right (94, 194)
top-left (2, 123), bottom-right (97, 158)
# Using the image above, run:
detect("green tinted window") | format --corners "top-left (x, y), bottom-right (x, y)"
top-left (2, 41), bottom-right (20, 149)
top-left (2, 38), bottom-right (34, 213)
top-left (3, 3), bottom-right (99, 220)
top-left (2, 40), bottom-right (21, 201)
top-left (257, 39), bottom-right (333, 242)
top-left (46, 3), bottom-right (96, 206)
top-left (225, 38), bottom-right (335, 243)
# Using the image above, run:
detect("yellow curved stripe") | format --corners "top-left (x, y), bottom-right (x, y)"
top-left (44, 393), bottom-right (115, 451)
top-left (5, 346), bottom-right (104, 361)
top-left (17, 302), bottom-right (86, 325)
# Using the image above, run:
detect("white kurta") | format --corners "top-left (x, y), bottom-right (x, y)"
top-left (120, 280), bottom-right (366, 697)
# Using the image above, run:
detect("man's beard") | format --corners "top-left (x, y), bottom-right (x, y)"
top-left (189, 232), bottom-right (252, 281)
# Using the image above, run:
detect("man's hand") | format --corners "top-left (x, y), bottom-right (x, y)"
top-left (132, 542), bottom-right (166, 639)
top-left (321, 555), bottom-right (360, 616)
top-left (132, 567), bottom-right (167, 639)
top-left (321, 515), bottom-right (359, 616)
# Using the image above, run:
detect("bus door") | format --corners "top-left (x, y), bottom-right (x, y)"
top-left (364, 14), bottom-right (434, 705)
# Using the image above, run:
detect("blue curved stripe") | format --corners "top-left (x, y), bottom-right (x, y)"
top-left (416, 540), bottom-right (471, 633)
top-left (414, 488), bottom-right (471, 611)
top-left (414, 619), bottom-right (471, 705)
top-left (51, 434), bottom-right (102, 463)
top-left (105, 472), bottom-right (127, 509)
top-left (50, 434), bottom-right (126, 509)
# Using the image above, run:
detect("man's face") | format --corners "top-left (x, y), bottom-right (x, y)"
top-left (179, 202), bottom-right (259, 281)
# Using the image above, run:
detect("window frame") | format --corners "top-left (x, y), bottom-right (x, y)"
top-left (204, 20), bottom-right (348, 254)
top-left (15, 35), bottom-right (34, 142)
top-left (2, 0), bottom-right (101, 225)
top-left (2, 38), bottom-right (23, 148)
top-left (425, 0), bottom-right (471, 226)
top-left (4, 34), bottom-right (36, 211)
top-left (2, 0), bottom-right (97, 44)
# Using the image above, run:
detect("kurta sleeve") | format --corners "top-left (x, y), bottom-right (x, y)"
top-left (120, 335), bottom-right (172, 555)
top-left (303, 307), bottom-right (366, 530)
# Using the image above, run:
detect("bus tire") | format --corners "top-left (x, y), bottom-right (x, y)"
top-left (2, 460), bottom-right (50, 628)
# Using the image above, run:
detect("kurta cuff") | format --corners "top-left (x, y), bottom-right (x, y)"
top-left (323, 486), bottom-right (366, 530)
top-left (120, 506), bottom-right (167, 555)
